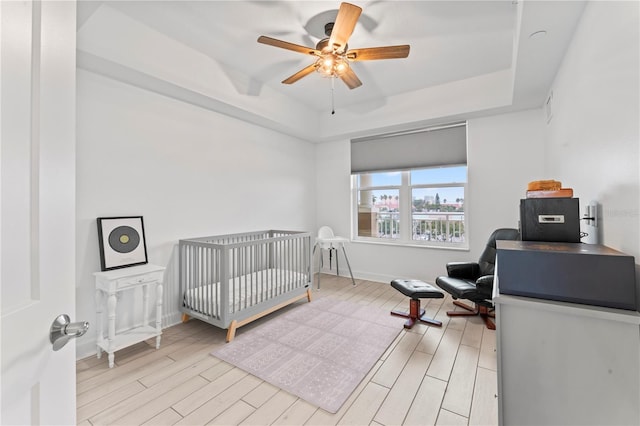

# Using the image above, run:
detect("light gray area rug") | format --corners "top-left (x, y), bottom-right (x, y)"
top-left (211, 297), bottom-right (405, 413)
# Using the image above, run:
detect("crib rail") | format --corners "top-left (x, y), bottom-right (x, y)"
top-left (179, 230), bottom-right (312, 328)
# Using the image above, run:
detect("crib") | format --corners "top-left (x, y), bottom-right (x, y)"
top-left (179, 230), bottom-right (313, 342)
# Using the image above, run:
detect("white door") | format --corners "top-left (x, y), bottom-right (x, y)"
top-left (1, 1), bottom-right (78, 424)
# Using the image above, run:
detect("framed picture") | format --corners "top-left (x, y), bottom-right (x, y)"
top-left (97, 216), bottom-right (148, 271)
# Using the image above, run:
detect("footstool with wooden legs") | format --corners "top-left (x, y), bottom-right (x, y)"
top-left (390, 279), bottom-right (444, 329)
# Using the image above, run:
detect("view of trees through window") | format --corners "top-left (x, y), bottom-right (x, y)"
top-left (411, 192), bottom-right (464, 212)
top-left (353, 166), bottom-right (467, 247)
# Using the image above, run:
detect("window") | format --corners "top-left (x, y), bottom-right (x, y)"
top-left (350, 123), bottom-right (468, 248)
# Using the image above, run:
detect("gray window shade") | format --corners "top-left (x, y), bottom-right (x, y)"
top-left (351, 123), bottom-right (467, 173)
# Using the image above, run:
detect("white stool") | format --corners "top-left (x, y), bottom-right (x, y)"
top-left (313, 226), bottom-right (356, 289)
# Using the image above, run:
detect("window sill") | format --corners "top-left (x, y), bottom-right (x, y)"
top-left (350, 238), bottom-right (469, 251)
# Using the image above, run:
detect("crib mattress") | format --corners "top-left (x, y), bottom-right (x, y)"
top-left (183, 268), bottom-right (307, 314)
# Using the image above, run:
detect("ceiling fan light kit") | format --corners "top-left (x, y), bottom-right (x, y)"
top-left (257, 2), bottom-right (410, 94)
top-left (314, 37), bottom-right (350, 79)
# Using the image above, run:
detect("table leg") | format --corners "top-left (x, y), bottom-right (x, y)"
top-left (95, 290), bottom-right (103, 359)
top-left (142, 283), bottom-right (149, 328)
top-left (155, 282), bottom-right (163, 349)
top-left (107, 292), bottom-right (117, 368)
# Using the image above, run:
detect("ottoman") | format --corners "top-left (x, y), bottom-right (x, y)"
top-left (390, 279), bottom-right (444, 329)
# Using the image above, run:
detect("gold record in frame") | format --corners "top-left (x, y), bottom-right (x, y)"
top-left (97, 216), bottom-right (148, 271)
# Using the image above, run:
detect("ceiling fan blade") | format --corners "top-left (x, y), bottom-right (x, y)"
top-left (257, 36), bottom-right (320, 56)
top-left (347, 45), bottom-right (410, 61)
top-left (282, 63), bottom-right (318, 84)
top-left (339, 67), bottom-right (362, 89)
top-left (328, 2), bottom-right (362, 53)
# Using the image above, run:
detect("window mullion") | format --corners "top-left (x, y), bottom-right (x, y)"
top-left (400, 172), bottom-right (411, 241)
top-left (351, 175), bottom-right (358, 240)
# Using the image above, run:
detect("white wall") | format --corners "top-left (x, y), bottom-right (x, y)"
top-left (545, 1), bottom-right (639, 260)
top-left (315, 109), bottom-right (546, 284)
top-left (76, 70), bottom-right (316, 359)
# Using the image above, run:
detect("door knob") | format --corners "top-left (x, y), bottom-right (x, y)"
top-left (50, 314), bottom-right (89, 351)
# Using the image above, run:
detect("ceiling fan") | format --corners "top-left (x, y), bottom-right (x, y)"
top-left (257, 2), bottom-right (410, 90)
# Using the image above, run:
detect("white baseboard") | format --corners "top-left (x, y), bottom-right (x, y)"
top-left (317, 267), bottom-right (395, 285)
top-left (76, 340), bottom-right (97, 361)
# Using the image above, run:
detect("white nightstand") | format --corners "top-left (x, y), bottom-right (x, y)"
top-left (94, 264), bottom-right (165, 368)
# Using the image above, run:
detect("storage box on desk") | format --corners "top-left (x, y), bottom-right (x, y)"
top-left (519, 197), bottom-right (580, 243)
top-left (496, 240), bottom-right (638, 311)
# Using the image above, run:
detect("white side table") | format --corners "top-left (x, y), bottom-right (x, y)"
top-left (94, 264), bottom-right (165, 368)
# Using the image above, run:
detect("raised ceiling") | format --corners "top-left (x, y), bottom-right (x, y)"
top-left (77, 1), bottom-right (586, 142)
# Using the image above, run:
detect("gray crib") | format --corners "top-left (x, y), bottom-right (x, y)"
top-left (179, 230), bottom-right (313, 342)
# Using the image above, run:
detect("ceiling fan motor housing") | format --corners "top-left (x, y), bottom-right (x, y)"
top-left (324, 22), bottom-right (334, 36)
top-left (316, 37), bottom-right (348, 54)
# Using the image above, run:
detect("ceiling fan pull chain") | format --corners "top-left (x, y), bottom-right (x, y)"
top-left (331, 76), bottom-right (336, 115)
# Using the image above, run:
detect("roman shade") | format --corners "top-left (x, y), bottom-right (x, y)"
top-left (350, 123), bottom-right (467, 173)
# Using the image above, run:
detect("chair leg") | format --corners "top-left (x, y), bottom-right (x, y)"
top-left (391, 299), bottom-right (442, 329)
top-left (446, 301), bottom-right (496, 330)
top-left (340, 246), bottom-right (356, 286)
top-left (447, 300), bottom-right (479, 314)
top-left (316, 245), bottom-right (322, 290)
top-left (480, 311), bottom-right (496, 330)
top-left (316, 245), bottom-right (356, 288)
top-left (330, 247), bottom-right (335, 272)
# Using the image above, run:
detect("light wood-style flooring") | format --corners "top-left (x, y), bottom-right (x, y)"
top-left (77, 275), bottom-right (498, 425)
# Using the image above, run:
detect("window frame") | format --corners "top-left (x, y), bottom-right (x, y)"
top-left (351, 166), bottom-right (468, 249)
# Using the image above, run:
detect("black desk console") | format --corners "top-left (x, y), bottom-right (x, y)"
top-left (497, 240), bottom-right (638, 311)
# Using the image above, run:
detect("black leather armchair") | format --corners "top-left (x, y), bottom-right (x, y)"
top-left (435, 228), bottom-right (520, 329)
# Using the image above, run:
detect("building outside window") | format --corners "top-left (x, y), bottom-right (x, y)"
top-left (350, 123), bottom-right (467, 249)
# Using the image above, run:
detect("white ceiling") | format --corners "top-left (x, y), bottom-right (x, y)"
top-left (76, 0), bottom-right (586, 142)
